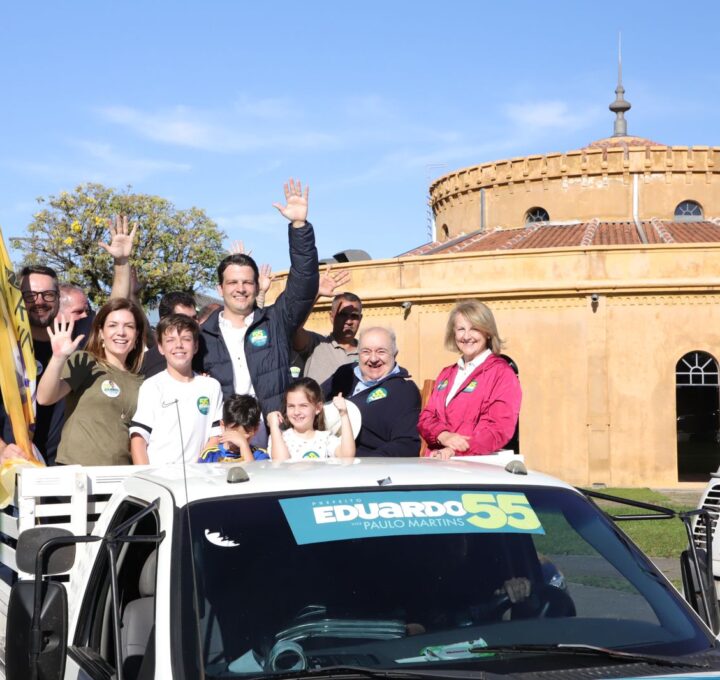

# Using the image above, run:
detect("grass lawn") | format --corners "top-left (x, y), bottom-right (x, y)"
top-left (581, 487), bottom-right (695, 559)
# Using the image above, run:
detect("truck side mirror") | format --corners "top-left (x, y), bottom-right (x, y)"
top-left (16, 526), bottom-right (76, 575)
top-left (6, 581), bottom-right (68, 680)
top-left (681, 547), bottom-right (720, 633)
top-left (5, 528), bottom-right (76, 680)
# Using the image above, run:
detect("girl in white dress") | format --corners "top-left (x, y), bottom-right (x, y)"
top-left (268, 378), bottom-right (355, 460)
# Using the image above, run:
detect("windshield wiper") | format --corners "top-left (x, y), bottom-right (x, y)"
top-left (468, 643), bottom-right (709, 669)
top-left (250, 665), bottom-right (484, 680)
top-left (244, 646), bottom-right (711, 679)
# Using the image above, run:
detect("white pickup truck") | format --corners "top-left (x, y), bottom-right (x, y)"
top-left (3, 457), bottom-right (720, 680)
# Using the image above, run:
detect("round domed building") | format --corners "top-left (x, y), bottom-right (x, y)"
top-left (275, 78), bottom-right (720, 487)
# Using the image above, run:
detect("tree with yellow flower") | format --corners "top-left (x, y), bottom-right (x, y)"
top-left (11, 183), bottom-right (226, 307)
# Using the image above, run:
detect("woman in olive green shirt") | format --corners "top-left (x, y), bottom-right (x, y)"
top-left (37, 298), bottom-right (147, 466)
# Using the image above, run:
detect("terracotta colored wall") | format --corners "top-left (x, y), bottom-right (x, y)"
top-left (269, 244), bottom-right (720, 487)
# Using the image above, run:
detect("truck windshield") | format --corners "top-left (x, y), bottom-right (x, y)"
top-left (175, 486), bottom-right (715, 677)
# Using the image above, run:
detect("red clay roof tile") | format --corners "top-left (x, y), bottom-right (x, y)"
top-left (399, 221), bottom-right (720, 256)
top-left (664, 221), bottom-right (720, 243)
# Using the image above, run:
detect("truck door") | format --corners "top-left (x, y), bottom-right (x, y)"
top-left (63, 499), bottom-right (161, 680)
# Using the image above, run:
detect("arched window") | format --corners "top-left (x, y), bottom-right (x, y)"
top-left (674, 200), bottom-right (703, 222)
top-left (676, 351), bottom-right (719, 386)
top-left (441, 224), bottom-right (450, 240)
top-left (676, 351), bottom-right (720, 481)
top-left (525, 207), bottom-right (549, 224)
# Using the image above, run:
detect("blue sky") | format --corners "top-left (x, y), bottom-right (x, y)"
top-left (1, 1), bottom-right (719, 275)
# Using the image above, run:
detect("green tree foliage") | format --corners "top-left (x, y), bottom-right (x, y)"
top-left (11, 183), bottom-right (226, 307)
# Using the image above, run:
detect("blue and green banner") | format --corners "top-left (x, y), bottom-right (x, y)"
top-left (280, 490), bottom-right (544, 545)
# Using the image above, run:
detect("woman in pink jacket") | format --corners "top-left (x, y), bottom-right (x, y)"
top-left (418, 300), bottom-right (521, 459)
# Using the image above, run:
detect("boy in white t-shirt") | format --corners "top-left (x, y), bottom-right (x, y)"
top-left (130, 314), bottom-right (223, 465)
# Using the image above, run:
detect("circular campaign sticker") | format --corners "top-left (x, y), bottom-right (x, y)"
top-left (101, 380), bottom-right (121, 398)
top-left (249, 329), bottom-right (268, 347)
top-left (303, 451), bottom-right (321, 459)
top-left (197, 396), bottom-right (210, 415)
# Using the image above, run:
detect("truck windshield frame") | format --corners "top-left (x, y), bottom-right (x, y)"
top-left (173, 484), bottom-right (718, 679)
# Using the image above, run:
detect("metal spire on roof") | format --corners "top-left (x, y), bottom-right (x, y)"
top-left (609, 34), bottom-right (631, 137)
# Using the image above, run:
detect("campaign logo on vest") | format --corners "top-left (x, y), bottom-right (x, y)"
top-left (249, 328), bottom-right (269, 347)
top-left (367, 387), bottom-right (388, 403)
top-left (437, 379), bottom-right (448, 391)
top-left (463, 380), bottom-right (478, 393)
top-left (303, 451), bottom-right (321, 459)
top-left (101, 380), bottom-right (121, 398)
top-left (197, 396), bottom-right (210, 415)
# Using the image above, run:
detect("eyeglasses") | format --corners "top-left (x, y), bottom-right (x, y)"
top-left (360, 348), bottom-right (390, 359)
top-left (22, 290), bottom-right (59, 303)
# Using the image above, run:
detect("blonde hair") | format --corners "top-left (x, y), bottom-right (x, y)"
top-left (444, 300), bottom-right (504, 355)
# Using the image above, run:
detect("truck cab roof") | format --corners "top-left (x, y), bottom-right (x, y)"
top-left (130, 457), bottom-right (578, 505)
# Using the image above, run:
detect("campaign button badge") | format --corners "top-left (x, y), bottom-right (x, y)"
top-left (101, 380), bottom-right (121, 398)
top-left (249, 329), bottom-right (268, 347)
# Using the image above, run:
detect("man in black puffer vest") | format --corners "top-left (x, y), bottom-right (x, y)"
top-left (195, 179), bottom-right (319, 418)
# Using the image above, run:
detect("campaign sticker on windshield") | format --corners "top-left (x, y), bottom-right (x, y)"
top-left (280, 491), bottom-right (544, 545)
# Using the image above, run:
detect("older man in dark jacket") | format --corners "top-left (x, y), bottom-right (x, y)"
top-left (195, 179), bottom-right (319, 416)
top-left (323, 326), bottom-right (421, 457)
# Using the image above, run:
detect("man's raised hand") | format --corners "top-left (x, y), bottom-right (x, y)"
top-left (273, 178), bottom-right (309, 227)
top-left (319, 264), bottom-right (351, 298)
top-left (259, 264), bottom-right (276, 294)
top-left (228, 240), bottom-right (252, 256)
top-left (99, 215), bottom-right (137, 262)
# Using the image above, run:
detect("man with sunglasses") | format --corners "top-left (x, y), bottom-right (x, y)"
top-left (0, 218), bottom-right (134, 464)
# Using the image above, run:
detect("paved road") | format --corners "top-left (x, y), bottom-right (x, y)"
top-left (631, 488), bottom-right (702, 583)
top-left (652, 556), bottom-right (682, 583)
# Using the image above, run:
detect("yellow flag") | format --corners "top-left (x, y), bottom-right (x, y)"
top-left (0, 226), bottom-right (37, 460)
top-left (0, 458), bottom-right (41, 510)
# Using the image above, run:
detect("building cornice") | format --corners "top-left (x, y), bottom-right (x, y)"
top-left (430, 145), bottom-right (720, 211)
top-left (268, 241), bottom-right (720, 309)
